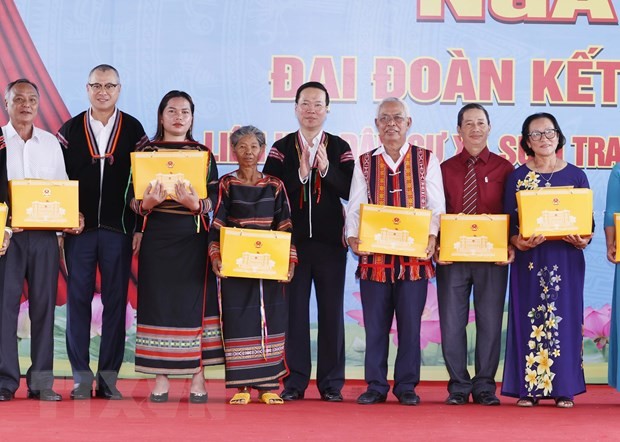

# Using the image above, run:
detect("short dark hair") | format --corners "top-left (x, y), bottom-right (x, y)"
top-left (295, 81), bottom-right (330, 106)
top-left (88, 64), bottom-right (120, 83)
top-left (519, 112), bottom-right (566, 157)
top-left (154, 90), bottom-right (196, 141)
top-left (4, 78), bottom-right (39, 100)
top-left (457, 103), bottom-right (490, 127)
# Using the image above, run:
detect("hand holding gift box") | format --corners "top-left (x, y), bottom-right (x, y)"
top-left (439, 214), bottom-right (509, 262)
top-left (130, 150), bottom-right (209, 200)
top-left (516, 187), bottom-right (593, 239)
top-left (219, 227), bottom-right (292, 281)
top-left (9, 180), bottom-right (79, 229)
top-left (357, 203), bottom-right (432, 258)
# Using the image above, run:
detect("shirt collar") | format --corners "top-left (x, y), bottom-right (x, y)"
top-left (300, 130), bottom-right (324, 148)
top-left (4, 121), bottom-right (40, 142)
top-left (458, 146), bottom-right (490, 164)
top-left (89, 107), bottom-right (118, 127)
top-left (374, 141), bottom-right (410, 158)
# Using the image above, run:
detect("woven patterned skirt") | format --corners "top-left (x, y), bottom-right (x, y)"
top-left (135, 211), bottom-right (223, 374)
top-left (220, 277), bottom-right (288, 389)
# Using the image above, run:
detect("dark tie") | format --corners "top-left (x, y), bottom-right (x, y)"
top-left (462, 156), bottom-right (478, 214)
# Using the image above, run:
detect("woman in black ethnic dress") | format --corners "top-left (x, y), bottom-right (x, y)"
top-left (130, 91), bottom-right (223, 403)
top-left (209, 125), bottom-right (297, 405)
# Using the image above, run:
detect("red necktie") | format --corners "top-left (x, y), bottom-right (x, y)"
top-left (462, 156), bottom-right (478, 214)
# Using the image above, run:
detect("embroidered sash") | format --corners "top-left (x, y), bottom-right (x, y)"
top-left (358, 144), bottom-right (434, 282)
top-left (83, 111), bottom-right (123, 164)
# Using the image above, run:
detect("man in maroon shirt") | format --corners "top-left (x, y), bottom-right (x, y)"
top-left (435, 103), bottom-right (514, 406)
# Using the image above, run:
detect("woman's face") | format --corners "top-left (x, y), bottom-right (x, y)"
top-left (160, 97), bottom-right (193, 139)
top-left (233, 134), bottom-right (264, 168)
top-left (526, 117), bottom-right (558, 158)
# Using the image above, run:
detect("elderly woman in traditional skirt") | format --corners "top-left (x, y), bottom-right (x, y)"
top-left (209, 125), bottom-right (296, 405)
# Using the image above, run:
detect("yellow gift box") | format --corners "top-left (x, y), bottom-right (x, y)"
top-left (9, 180), bottom-right (79, 229)
top-left (0, 203), bottom-right (7, 232)
top-left (358, 204), bottom-right (431, 258)
top-left (220, 227), bottom-right (291, 280)
top-left (439, 214), bottom-right (509, 262)
top-left (131, 150), bottom-right (209, 199)
top-left (517, 187), bottom-right (592, 239)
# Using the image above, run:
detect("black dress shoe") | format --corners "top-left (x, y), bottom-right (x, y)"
top-left (357, 390), bottom-right (387, 405)
top-left (280, 389), bottom-right (304, 401)
top-left (96, 384), bottom-right (122, 400)
top-left (27, 389), bottom-right (62, 401)
top-left (398, 391), bottom-right (420, 406)
top-left (70, 384), bottom-right (93, 400)
top-left (321, 390), bottom-right (343, 402)
top-left (446, 392), bottom-right (468, 405)
top-left (149, 392), bottom-right (169, 403)
top-left (0, 388), bottom-right (15, 401)
top-left (189, 392), bottom-right (208, 404)
top-left (473, 391), bottom-right (500, 406)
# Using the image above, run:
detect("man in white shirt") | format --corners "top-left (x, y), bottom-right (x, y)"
top-left (0, 78), bottom-right (80, 401)
top-left (346, 97), bottom-right (445, 405)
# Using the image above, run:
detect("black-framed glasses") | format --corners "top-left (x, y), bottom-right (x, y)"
top-left (88, 83), bottom-right (119, 92)
top-left (528, 128), bottom-right (558, 141)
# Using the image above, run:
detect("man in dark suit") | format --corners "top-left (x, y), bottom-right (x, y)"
top-left (263, 81), bottom-right (354, 402)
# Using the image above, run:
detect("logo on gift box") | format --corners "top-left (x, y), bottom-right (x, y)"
top-left (471, 223), bottom-right (478, 231)
top-left (255, 241), bottom-right (262, 249)
top-left (553, 198), bottom-right (559, 205)
top-left (393, 217), bottom-right (400, 225)
top-left (453, 235), bottom-right (494, 257)
top-left (43, 188), bottom-right (51, 197)
top-left (167, 161), bottom-right (174, 168)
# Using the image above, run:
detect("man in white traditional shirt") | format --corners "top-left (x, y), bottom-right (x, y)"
top-left (347, 97), bottom-right (445, 405)
top-left (0, 78), bottom-right (82, 402)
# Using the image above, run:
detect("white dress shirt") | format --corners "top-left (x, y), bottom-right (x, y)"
top-left (346, 142), bottom-right (445, 239)
top-left (3, 121), bottom-right (68, 181)
top-left (297, 130), bottom-right (329, 238)
top-left (89, 107), bottom-right (117, 189)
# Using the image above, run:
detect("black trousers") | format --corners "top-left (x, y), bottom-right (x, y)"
top-left (64, 229), bottom-right (132, 388)
top-left (283, 240), bottom-right (346, 394)
top-left (0, 231), bottom-right (59, 392)
top-left (436, 262), bottom-right (508, 396)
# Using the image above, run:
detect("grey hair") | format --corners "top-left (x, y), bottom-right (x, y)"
top-left (376, 97), bottom-right (410, 119)
top-left (230, 125), bottom-right (266, 147)
top-left (4, 78), bottom-right (39, 101)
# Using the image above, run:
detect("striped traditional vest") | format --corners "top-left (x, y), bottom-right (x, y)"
top-left (357, 144), bottom-right (434, 282)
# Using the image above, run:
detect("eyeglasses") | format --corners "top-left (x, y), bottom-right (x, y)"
top-left (298, 102), bottom-right (326, 112)
top-left (88, 83), bottom-right (119, 92)
top-left (377, 114), bottom-right (407, 125)
top-left (528, 128), bottom-right (558, 141)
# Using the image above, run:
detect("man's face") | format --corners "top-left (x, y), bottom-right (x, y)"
top-left (5, 82), bottom-right (39, 127)
top-left (87, 69), bottom-right (121, 114)
top-left (375, 101), bottom-right (411, 146)
top-left (295, 87), bottom-right (328, 132)
top-left (457, 108), bottom-right (491, 152)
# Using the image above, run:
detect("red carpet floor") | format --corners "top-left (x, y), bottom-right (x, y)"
top-left (1, 378), bottom-right (618, 441)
